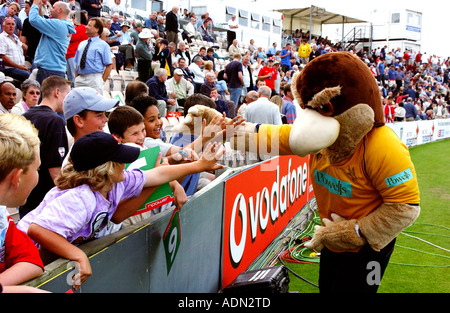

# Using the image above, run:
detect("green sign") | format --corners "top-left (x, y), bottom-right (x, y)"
top-left (125, 146), bottom-right (174, 215)
top-left (163, 208), bottom-right (181, 275)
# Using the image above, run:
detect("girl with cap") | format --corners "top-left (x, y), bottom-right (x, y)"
top-left (17, 131), bottom-right (224, 290)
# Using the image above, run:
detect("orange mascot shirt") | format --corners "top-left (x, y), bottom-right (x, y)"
top-left (310, 126), bottom-right (420, 223)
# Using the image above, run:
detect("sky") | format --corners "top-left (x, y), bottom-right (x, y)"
top-left (261, 0), bottom-right (450, 58)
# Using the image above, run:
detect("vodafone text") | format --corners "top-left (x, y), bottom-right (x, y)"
top-left (229, 158), bottom-right (308, 267)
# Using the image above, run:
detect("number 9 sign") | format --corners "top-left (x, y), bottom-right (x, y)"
top-left (163, 208), bottom-right (181, 275)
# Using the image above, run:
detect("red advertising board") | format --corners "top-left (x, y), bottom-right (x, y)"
top-left (222, 155), bottom-right (314, 288)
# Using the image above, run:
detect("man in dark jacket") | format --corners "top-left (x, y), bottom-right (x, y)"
top-left (165, 6), bottom-right (179, 45)
top-left (80, 0), bottom-right (101, 20)
top-left (146, 68), bottom-right (177, 117)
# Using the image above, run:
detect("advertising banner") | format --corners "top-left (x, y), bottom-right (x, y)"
top-left (386, 120), bottom-right (450, 147)
top-left (222, 155), bottom-right (313, 288)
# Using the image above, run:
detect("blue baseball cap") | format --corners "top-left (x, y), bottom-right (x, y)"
top-left (63, 87), bottom-right (119, 121)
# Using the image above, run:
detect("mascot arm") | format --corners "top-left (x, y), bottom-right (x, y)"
top-left (305, 203), bottom-right (420, 252)
top-left (358, 202), bottom-right (420, 251)
top-left (255, 124), bottom-right (294, 155)
top-left (231, 123), bottom-right (293, 156)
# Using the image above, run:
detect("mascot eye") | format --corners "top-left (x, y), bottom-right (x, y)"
top-left (317, 102), bottom-right (334, 116)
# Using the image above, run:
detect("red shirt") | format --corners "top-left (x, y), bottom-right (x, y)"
top-left (415, 54), bottom-right (421, 63)
top-left (0, 216), bottom-right (44, 274)
top-left (258, 66), bottom-right (277, 90)
top-left (384, 104), bottom-right (395, 122)
top-left (66, 24), bottom-right (88, 59)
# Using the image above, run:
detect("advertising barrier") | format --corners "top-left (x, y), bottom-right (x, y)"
top-left (386, 119), bottom-right (450, 147)
top-left (24, 155), bottom-right (314, 292)
top-left (221, 155), bottom-right (314, 288)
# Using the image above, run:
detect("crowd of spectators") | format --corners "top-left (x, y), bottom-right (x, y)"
top-left (285, 28), bottom-right (449, 121)
top-left (0, 0), bottom-right (449, 292)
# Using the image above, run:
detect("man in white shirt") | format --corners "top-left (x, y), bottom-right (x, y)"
top-left (110, 0), bottom-right (124, 16)
top-left (241, 54), bottom-right (252, 93)
top-left (228, 39), bottom-right (240, 55)
top-left (228, 14), bottom-right (238, 30)
top-left (165, 68), bottom-right (194, 109)
top-left (227, 14), bottom-right (238, 51)
top-left (244, 86), bottom-right (282, 125)
top-left (0, 17), bottom-right (29, 82)
top-left (185, 17), bottom-right (201, 40)
top-left (189, 56), bottom-right (205, 92)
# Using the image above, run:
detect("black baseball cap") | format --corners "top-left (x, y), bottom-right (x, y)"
top-left (70, 131), bottom-right (140, 171)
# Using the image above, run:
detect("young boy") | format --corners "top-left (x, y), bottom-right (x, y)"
top-left (17, 131), bottom-right (224, 290)
top-left (0, 114), bottom-right (46, 292)
top-left (130, 95), bottom-right (232, 196)
top-left (62, 87), bottom-right (120, 170)
top-left (108, 105), bottom-right (147, 148)
top-left (107, 105), bottom-right (188, 225)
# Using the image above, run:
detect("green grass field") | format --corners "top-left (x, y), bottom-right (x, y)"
top-left (283, 139), bottom-right (450, 293)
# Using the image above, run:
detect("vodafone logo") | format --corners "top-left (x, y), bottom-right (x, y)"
top-left (228, 158), bottom-right (309, 267)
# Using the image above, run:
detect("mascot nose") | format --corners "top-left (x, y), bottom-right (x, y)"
top-left (289, 108), bottom-right (340, 156)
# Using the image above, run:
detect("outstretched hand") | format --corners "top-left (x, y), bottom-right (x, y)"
top-left (198, 142), bottom-right (225, 172)
top-left (201, 115), bottom-right (226, 143)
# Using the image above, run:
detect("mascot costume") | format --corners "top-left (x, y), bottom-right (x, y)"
top-left (177, 52), bottom-right (420, 293)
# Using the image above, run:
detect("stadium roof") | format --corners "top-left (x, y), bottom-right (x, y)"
top-left (275, 5), bottom-right (367, 25)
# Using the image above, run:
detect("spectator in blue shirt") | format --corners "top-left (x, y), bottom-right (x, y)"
top-left (109, 13), bottom-right (121, 33)
top-left (377, 59), bottom-right (385, 85)
top-left (387, 65), bottom-right (397, 88)
top-left (280, 43), bottom-right (292, 72)
top-left (266, 42), bottom-right (277, 57)
top-left (29, 0), bottom-right (76, 85)
top-left (210, 87), bottom-right (228, 117)
top-left (395, 67), bottom-right (405, 90)
top-left (144, 12), bottom-right (158, 30)
top-left (281, 83), bottom-right (297, 124)
top-left (404, 97), bottom-right (418, 121)
top-left (74, 17), bottom-right (112, 93)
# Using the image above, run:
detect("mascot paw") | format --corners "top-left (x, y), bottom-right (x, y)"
top-left (172, 105), bottom-right (227, 135)
top-left (305, 213), bottom-right (366, 251)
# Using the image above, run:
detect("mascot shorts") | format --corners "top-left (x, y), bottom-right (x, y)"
top-left (318, 239), bottom-right (396, 293)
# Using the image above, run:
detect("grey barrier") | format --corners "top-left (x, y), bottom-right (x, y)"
top-left (23, 161), bottom-right (314, 293)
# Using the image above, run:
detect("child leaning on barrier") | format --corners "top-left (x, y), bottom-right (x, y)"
top-left (130, 95), bottom-right (228, 164)
top-left (17, 131), bottom-right (224, 290)
top-left (107, 105), bottom-right (188, 226)
top-left (130, 94), bottom-right (241, 195)
top-left (0, 114), bottom-right (47, 293)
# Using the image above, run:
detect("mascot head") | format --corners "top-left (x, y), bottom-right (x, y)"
top-left (289, 52), bottom-right (384, 162)
top-left (293, 52), bottom-right (384, 126)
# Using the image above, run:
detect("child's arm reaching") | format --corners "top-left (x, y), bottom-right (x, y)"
top-left (170, 180), bottom-right (188, 210)
top-left (27, 223), bottom-right (92, 291)
top-left (143, 142), bottom-right (224, 188)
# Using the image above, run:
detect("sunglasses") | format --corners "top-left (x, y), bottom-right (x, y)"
top-left (28, 90), bottom-right (41, 95)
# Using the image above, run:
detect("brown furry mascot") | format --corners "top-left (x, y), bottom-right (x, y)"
top-left (179, 52), bottom-right (420, 292)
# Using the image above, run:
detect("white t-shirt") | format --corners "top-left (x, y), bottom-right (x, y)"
top-left (228, 18), bottom-right (238, 29)
top-left (143, 137), bottom-right (173, 156)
